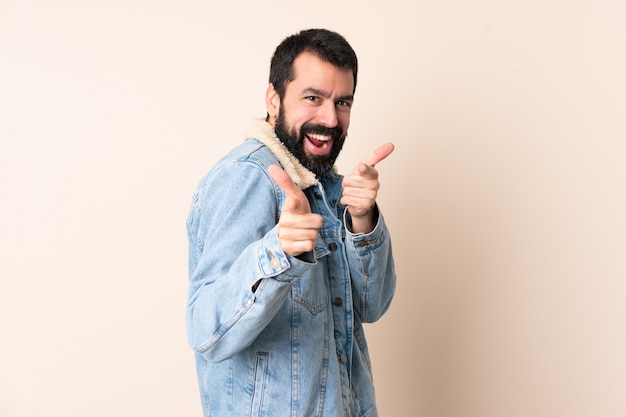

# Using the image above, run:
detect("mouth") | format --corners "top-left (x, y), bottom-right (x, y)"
top-left (305, 133), bottom-right (334, 155)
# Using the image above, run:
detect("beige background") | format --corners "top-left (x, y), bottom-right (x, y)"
top-left (1, 1), bottom-right (625, 416)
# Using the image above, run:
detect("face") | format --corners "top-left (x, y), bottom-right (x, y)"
top-left (266, 51), bottom-right (354, 177)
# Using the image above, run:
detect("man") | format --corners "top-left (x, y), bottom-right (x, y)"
top-left (186, 28), bottom-right (396, 417)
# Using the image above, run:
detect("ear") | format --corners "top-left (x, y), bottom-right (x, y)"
top-left (265, 83), bottom-right (280, 126)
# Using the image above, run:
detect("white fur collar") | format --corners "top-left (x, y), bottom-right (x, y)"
top-left (246, 118), bottom-right (318, 190)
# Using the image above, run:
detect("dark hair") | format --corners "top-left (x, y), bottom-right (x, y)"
top-left (269, 28), bottom-right (358, 100)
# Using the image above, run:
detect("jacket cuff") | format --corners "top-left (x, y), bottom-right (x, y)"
top-left (258, 225), bottom-right (316, 282)
top-left (345, 206), bottom-right (389, 252)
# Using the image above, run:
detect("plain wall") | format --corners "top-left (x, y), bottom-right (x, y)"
top-left (1, 1), bottom-right (625, 416)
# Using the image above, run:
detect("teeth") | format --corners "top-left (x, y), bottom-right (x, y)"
top-left (322, 142), bottom-right (328, 149)
top-left (308, 133), bottom-right (331, 142)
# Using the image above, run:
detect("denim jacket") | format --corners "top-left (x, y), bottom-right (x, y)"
top-left (186, 119), bottom-right (396, 417)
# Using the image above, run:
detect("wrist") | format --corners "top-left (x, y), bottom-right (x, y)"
top-left (346, 205), bottom-right (379, 234)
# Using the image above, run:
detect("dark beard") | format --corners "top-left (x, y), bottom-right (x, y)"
top-left (274, 111), bottom-right (346, 178)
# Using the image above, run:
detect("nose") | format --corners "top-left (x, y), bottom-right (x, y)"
top-left (315, 101), bottom-right (338, 127)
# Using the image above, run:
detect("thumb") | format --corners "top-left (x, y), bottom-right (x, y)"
top-left (268, 164), bottom-right (310, 212)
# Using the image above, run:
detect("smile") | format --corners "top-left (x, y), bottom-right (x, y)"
top-left (306, 133), bottom-right (332, 149)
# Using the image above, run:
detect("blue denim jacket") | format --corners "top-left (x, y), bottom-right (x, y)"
top-left (186, 120), bottom-right (396, 417)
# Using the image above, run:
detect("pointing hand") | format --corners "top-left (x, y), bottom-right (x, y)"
top-left (268, 165), bottom-right (323, 257)
top-left (341, 143), bottom-right (394, 233)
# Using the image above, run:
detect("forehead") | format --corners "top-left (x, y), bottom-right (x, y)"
top-left (288, 51), bottom-right (354, 95)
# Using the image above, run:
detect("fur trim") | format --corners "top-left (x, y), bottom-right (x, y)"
top-left (245, 118), bottom-right (318, 190)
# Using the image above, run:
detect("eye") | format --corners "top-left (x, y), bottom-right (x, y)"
top-left (304, 96), bottom-right (319, 102)
top-left (336, 100), bottom-right (352, 110)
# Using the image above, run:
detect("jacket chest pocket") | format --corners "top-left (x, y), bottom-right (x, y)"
top-left (292, 241), bottom-right (331, 316)
top-left (292, 273), bottom-right (328, 316)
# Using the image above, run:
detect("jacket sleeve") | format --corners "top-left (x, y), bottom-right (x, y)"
top-left (186, 160), bottom-right (313, 363)
top-left (344, 207), bottom-right (396, 323)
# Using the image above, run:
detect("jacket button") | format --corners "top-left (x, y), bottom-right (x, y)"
top-left (333, 297), bottom-right (343, 307)
top-left (327, 242), bottom-right (338, 252)
top-left (340, 354), bottom-right (348, 364)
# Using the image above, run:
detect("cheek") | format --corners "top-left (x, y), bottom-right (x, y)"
top-left (295, 107), bottom-right (318, 123)
top-left (339, 114), bottom-right (351, 132)
top-left (293, 114), bottom-right (319, 134)
top-left (283, 104), bottom-right (312, 127)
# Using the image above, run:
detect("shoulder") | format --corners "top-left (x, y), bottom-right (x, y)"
top-left (196, 139), bottom-right (278, 186)
top-left (214, 139), bottom-right (279, 171)
top-left (194, 139), bottom-right (282, 201)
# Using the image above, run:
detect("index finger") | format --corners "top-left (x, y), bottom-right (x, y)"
top-left (361, 142), bottom-right (395, 167)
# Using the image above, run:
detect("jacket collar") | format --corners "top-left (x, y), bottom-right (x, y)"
top-left (246, 118), bottom-right (318, 190)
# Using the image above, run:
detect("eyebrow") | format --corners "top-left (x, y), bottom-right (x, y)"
top-left (302, 88), bottom-right (354, 102)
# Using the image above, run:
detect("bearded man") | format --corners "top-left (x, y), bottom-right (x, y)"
top-left (186, 28), bottom-right (396, 417)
